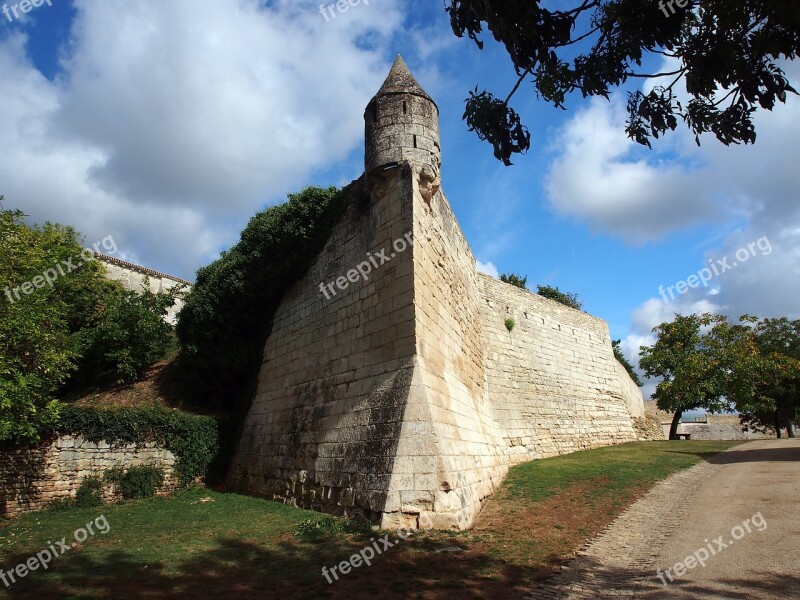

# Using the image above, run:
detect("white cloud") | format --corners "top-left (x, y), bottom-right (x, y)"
top-left (544, 57), bottom-right (800, 246)
top-left (476, 259), bottom-right (499, 278)
top-left (0, 0), bottom-right (404, 279)
top-left (544, 99), bottom-right (722, 242)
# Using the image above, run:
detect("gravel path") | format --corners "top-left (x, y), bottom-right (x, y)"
top-left (525, 439), bottom-right (800, 599)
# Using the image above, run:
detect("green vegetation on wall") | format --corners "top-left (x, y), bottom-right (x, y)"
top-left (176, 184), bottom-right (356, 417)
top-left (536, 285), bottom-right (583, 311)
top-left (500, 273), bottom-right (527, 289)
top-left (105, 464), bottom-right (165, 499)
top-left (56, 406), bottom-right (219, 484)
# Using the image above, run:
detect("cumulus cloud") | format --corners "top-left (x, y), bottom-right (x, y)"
top-left (476, 260), bottom-right (499, 278)
top-left (544, 99), bottom-right (722, 242)
top-left (0, 0), bottom-right (404, 279)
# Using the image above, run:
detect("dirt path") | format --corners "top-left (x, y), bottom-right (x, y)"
top-left (525, 439), bottom-right (800, 599)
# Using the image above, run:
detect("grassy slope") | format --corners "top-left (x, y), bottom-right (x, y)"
top-left (0, 441), bottom-right (742, 600)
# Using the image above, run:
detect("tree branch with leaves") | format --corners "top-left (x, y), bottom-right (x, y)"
top-left (447, 0), bottom-right (799, 164)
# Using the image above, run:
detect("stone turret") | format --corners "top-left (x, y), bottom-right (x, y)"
top-left (365, 55), bottom-right (441, 177)
top-left (229, 55), bottom-right (646, 531)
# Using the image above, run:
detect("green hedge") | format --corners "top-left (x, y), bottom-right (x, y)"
top-left (176, 184), bottom-right (358, 417)
top-left (55, 407), bottom-right (219, 485)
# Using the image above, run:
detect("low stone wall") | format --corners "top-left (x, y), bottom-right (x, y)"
top-left (679, 416), bottom-right (775, 441)
top-left (0, 435), bottom-right (177, 518)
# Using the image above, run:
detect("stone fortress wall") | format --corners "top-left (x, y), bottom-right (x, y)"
top-left (228, 172), bottom-right (421, 527)
top-left (478, 274), bottom-right (642, 464)
top-left (228, 57), bottom-right (648, 530)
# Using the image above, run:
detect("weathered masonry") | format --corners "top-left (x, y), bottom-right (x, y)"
top-left (229, 56), bottom-right (647, 530)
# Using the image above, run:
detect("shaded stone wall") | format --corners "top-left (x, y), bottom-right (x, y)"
top-left (228, 174), bottom-right (420, 524)
top-left (0, 436), bottom-right (176, 518)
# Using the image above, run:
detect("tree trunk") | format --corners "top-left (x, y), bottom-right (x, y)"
top-left (774, 411), bottom-right (782, 439)
top-left (669, 410), bottom-right (683, 440)
top-left (787, 423), bottom-right (795, 438)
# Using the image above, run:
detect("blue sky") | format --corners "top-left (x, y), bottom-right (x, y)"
top-left (2, 0), bottom-right (798, 397)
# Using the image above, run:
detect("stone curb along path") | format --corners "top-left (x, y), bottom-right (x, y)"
top-left (524, 447), bottom-right (738, 599)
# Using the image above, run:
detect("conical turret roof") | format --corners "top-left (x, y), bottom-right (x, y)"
top-left (371, 55), bottom-right (437, 108)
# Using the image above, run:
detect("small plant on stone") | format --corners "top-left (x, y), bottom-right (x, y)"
top-left (293, 514), bottom-right (347, 538)
top-left (105, 465), bottom-right (164, 500)
top-left (505, 318), bottom-right (516, 332)
top-left (293, 514), bottom-right (368, 541)
top-left (75, 475), bottom-right (105, 508)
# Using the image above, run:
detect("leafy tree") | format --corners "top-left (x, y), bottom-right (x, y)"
top-left (446, 0), bottom-right (799, 164)
top-left (1, 200), bottom-right (179, 443)
top-left (0, 205), bottom-right (111, 442)
top-left (1, 208), bottom-right (70, 442)
top-left (176, 186), bottom-right (352, 417)
top-left (737, 318), bottom-right (800, 437)
top-left (536, 284), bottom-right (583, 311)
top-left (639, 313), bottom-right (730, 439)
top-left (71, 281), bottom-right (181, 386)
top-left (642, 313), bottom-right (800, 440)
top-left (500, 272), bottom-right (528, 288)
top-left (612, 339), bottom-right (642, 386)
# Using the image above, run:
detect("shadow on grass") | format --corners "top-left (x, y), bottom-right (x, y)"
top-left (0, 533), bottom-right (562, 600)
top-left (529, 554), bottom-right (800, 599)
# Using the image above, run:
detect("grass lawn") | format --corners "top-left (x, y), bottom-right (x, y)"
top-left (0, 440), bottom-right (741, 599)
